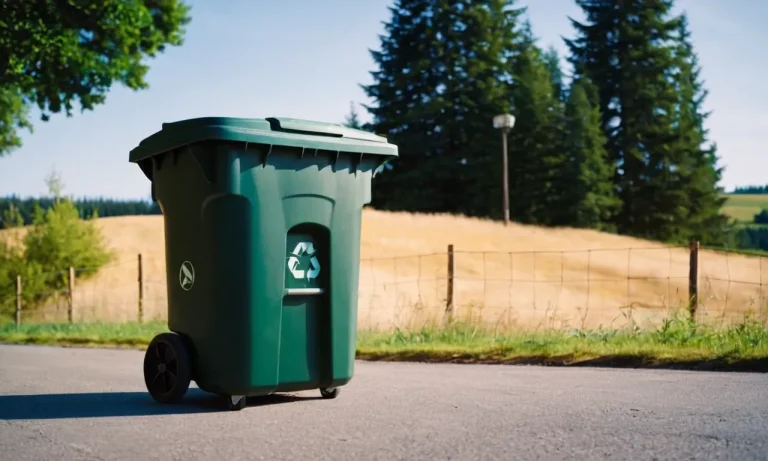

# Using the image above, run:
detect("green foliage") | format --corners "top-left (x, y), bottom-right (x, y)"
top-left (1, 203), bottom-right (24, 229)
top-left (23, 199), bottom-right (113, 289)
top-left (541, 46), bottom-right (565, 102)
top-left (507, 26), bottom-right (568, 225)
top-left (0, 0), bottom-right (192, 156)
top-left (363, 0), bottom-right (540, 219)
top-left (564, 1), bottom-right (728, 244)
top-left (734, 226), bottom-right (768, 252)
top-left (0, 247), bottom-right (47, 319)
top-left (672, 15), bottom-right (730, 246)
top-left (0, 88), bottom-right (33, 153)
top-left (0, 225), bottom-right (47, 319)
top-left (361, 0), bottom-right (731, 241)
top-left (558, 76), bottom-right (620, 230)
top-left (0, 239), bottom-right (22, 312)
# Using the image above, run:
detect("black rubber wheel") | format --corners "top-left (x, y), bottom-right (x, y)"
top-left (143, 332), bottom-right (192, 404)
top-left (227, 396), bottom-right (247, 411)
top-left (320, 387), bottom-right (339, 399)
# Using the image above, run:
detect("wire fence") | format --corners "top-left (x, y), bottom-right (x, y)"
top-left (2, 242), bottom-right (766, 331)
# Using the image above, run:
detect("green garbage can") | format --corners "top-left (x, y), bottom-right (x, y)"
top-left (128, 116), bottom-right (397, 410)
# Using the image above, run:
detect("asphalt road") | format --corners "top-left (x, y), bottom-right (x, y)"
top-left (0, 345), bottom-right (766, 461)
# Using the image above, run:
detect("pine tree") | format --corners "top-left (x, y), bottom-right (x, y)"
top-left (362, 0), bottom-right (526, 217)
top-left (558, 75), bottom-right (620, 229)
top-left (564, 0), bottom-right (717, 242)
top-left (542, 46), bottom-right (565, 102)
top-left (671, 14), bottom-right (730, 244)
top-left (506, 22), bottom-right (567, 225)
top-left (362, 0), bottom-right (446, 212)
top-left (343, 102), bottom-right (363, 129)
top-left (437, 0), bottom-right (527, 218)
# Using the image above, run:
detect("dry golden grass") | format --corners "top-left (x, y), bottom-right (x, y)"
top-left (6, 209), bottom-right (767, 330)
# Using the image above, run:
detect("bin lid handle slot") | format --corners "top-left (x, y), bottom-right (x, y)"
top-left (266, 117), bottom-right (386, 143)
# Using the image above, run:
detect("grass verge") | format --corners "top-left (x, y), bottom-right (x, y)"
top-left (1, 315), bottom-right (767, 372)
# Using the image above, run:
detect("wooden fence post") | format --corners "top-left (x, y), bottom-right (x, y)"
top-left (138, 253), bottom-right (144, 324)
top-left (445, 244), bottom-right (455, 319)
top-left (688, 241), bottom-right (699, 320)
top-left (15, 275), bottom-right (22, 328)
top-left (67, 267), bottom-right (75, 324)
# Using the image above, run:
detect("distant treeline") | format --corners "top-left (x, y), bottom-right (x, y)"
top-left (0, 196), bottom-right (161, 229)
top-left (732, 185), bottom-right (768, 195)
top-left (735, 226), bottom-right (768, 252)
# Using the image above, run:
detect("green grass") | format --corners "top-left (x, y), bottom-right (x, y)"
top-left (721, 194), bottom-right (768, 223)
top-left (0, 321), bottom-right (167, 347)
top-left (2, 315), bottom-right (767, 371)
top-left (356, 318), bottom-right (768, 371)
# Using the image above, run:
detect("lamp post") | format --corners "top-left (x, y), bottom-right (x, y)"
top-left (493, 114), bottom-right (515, 226)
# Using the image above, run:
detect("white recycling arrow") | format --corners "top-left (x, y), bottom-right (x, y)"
top-left (287, 255), bottom-right (304, 279)
top-left (287, 241), bottom-right (321, 281)
top-left (305, 255), bottom-right (320, 281)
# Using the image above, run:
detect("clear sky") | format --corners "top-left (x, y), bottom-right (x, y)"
top-left (0, 0), bottom-right (764, 200)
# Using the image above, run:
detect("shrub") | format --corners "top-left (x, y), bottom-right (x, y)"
top-left (23, 200), bottom-right (113, 291)
top-left (0, 241), bottom-right (47, 319)
top-left (0, 172), bottom-right (113, 320)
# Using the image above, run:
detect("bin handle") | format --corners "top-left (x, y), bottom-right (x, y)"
top-left (285, 288), bottom-right (324, 296)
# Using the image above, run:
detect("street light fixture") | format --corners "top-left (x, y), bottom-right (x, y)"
top-left (493, 114), bottom-right (515, 226)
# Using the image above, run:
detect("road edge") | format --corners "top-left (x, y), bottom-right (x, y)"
top-left (1, 337), bottom-right (767, 373)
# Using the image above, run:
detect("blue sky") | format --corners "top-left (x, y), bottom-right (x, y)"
top-left (0, 0), bottom-right (764, 200)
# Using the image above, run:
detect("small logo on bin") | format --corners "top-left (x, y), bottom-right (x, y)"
top-left (179, 261), bottom-right (195, 291)
top-left (287, 242), bottom-right (321, 281)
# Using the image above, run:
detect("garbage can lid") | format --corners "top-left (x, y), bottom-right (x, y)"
top-left (129, 116), bottom-right (398, 164)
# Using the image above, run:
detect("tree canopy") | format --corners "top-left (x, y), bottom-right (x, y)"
top-left (0, 0), bottom-right (192, 156)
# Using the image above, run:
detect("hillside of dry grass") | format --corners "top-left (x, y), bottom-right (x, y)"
top-left (5, 209), bottom-right (766, 330)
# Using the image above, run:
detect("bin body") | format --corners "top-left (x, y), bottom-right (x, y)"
top-left (129, 117), bottom-right (397, 396)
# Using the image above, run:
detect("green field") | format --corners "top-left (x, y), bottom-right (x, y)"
top-left (722, 194), bottom-right (768, 223)
top-left (1, 316), bottom-right (767, 371)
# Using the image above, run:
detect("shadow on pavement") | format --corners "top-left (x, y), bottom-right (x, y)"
top-left (0, 388), bottom-right (319, 420)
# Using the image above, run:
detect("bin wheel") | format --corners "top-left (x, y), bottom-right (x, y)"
top-left (227, 395), bottom-right (247, 411)
top-left (143, 332), bottom-right (192, 404)
top-left (320, 387), bottom-right (339, 399)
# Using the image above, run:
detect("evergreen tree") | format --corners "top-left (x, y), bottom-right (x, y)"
top-left (343, 102), bottom-right (363, 129)
top-left (564, 0), bottom-right (724, 242)
top-left (558, 75), bottom-right (620, 229)
top-left (362, 0), bottom-right (526, 217)
top-left (362, 0), bottom-right (445, 212)
top-left (440, 0), bottom-right (527, 218)
top-left (672, 14), bottom-right (730, 244)
top-left (506, 22), bottom-right (567, 225)
top-left (542, 46), bottom-right (565, 102)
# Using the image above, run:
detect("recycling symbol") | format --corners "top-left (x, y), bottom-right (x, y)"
top-left (287, 242), bottom-right (321, 281)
